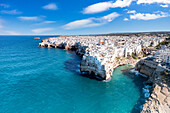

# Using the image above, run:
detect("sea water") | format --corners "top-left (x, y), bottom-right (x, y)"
top-left (0, 36), bottom-right (147, 113)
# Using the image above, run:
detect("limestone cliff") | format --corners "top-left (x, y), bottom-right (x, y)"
top-left (39, 37), bottom-right (141, 80)
top-left (135, 60), bottom-right (170, 113)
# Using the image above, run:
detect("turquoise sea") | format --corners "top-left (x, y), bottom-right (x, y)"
top-left (0, 36), bottom-right (147, 113)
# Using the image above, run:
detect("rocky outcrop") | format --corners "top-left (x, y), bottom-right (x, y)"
top-left (135, 60), bottom-right (170, 113)
top-left (39, 37), bottom-right (115, 80)
top-left (142, 83), bottom-right (170, 113)
top-left (135, 60), bottom-right (158, 76)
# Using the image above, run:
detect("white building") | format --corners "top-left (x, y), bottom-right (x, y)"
top-left (154, 48), bottom-right (170, 64)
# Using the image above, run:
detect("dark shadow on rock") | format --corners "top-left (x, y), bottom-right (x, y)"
top-left (64, 50), bottom-right (82, 75)
top-left (63, 50), bottom-right (103, 81)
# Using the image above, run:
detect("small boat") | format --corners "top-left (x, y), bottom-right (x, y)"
top-left (34, 37), bottom-right (40, 39)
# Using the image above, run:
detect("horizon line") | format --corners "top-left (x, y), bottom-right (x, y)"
top-left (0, 30), bottom-right (170, 36)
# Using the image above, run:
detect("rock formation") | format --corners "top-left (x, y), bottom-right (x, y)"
top-left (136, 59), bottom-right (170, 113)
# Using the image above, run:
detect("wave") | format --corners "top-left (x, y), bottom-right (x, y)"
top-left (102, 78), bottom-right (111, 82)
top-left (130, 69), bottom-right (148, 78)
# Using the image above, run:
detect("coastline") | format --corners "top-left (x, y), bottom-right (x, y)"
top-left (38, 35), bottom-right (169, 113)
top-left (39, 41), bottom-right (140, 80)
top-left (38, 35), bottom-right (151, 80)
top-left (1, 36), bottom-right (147, 113)
top-left (135, 60), bottom-right (170, 113)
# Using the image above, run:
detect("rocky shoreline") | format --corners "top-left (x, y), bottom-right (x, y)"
top-left (38, 35), bottom-right (169, 113)
top-left (135, 60), bottom-right (170, 113)
top-left (39, 35), bottom-right (145, 80)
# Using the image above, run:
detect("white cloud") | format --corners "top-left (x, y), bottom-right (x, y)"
top-left (130, 12), bottom-right (169, 20)
top-left (0, 19), bottom-right (20, 35)
top-left (101, 12), bottom-right (120, 22)
top-left (83, 0), bottom-right (133, 14)
top-left (137, 0), bottom-right (170, 4)
top-left (112, 0), bottom-right (133, 7)
top-left (3, 30), bottom-right (21, 35)
top-left (32, 28), bottom-right (53, 33)
top-left (63, 19), bottom-right (99, 29)
top-left (43, 3), bottom-right (57, 10)
top-left (124, 18), bottom-right (129, 21)
top-left (0, 4), bottom-right (10, 8)
top-left (160, 4), bottom-right (169, 7)
top-left (155, 11), bottom-right (168, 15)
top-left (83, 1), bottom-right (113, 14)
top-left (43, 21), bottom-right (56, 24)
top-left (0, 10), bottom-right (22, 15)
top-left (63, 12), bottom-right (120, 29)
top-left (127, 10), bottom-right (136, 14)
top-left (18, 16), bottom-right (39, 21)
top-left (34, 21), bottom-right (56, 25)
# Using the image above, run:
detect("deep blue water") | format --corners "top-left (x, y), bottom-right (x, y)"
top-left (0, 36), bottom-right (146, 113)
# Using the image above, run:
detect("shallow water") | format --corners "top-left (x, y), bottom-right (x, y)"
top-left (0, 36), bottom-right (146, 113)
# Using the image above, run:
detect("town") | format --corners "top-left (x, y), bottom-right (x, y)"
top-left (39, 33), bottom-right (170, 80)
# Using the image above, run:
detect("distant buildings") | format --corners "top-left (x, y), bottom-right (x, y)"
top-left (40, 34), bottom-right (167, 60)
top-left (154, 47), bottom-right (170, 64)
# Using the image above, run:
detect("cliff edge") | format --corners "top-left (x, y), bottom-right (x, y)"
top-left (135, 60), bottom-right (170, 113)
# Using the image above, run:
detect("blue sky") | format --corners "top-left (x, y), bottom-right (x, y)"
top-left (0, 0), bottom-right (170, 35)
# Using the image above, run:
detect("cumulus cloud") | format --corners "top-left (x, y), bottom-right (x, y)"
top-left (130, 11), bottom-right (169, 20)
top-left (0, 10), bottom-right (22, 15)
top-left (127, 10), bottom-right (136, 14)
top-left (32, 28), bottom-right (53, 33)
top-left (83, 0), bottom-right (133, 14)
top-left (43, 3), bottom-right (58, 10)
top-left (0, 4), bottom-right (10, 8)
top-left (18, 16), bottom-right (39, 21)
top-left (63, 12), bottom-right (120, 29)
top-left (124, 18), bottom-right (129, 21)
top-left (137, 0), bottom-right (170, 4)
top-left (160, 4), bottom-right (169, 7)
top-left (112, 0), bottom-right (133, 7)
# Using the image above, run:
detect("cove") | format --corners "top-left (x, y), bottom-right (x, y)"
top-left (0, 36), bottom-right (146, 113)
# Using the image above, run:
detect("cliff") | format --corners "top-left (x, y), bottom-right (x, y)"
top-left (39, 36), bottom-right (141, 80)
top-left (135, 60), bottom-right (170, 113)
